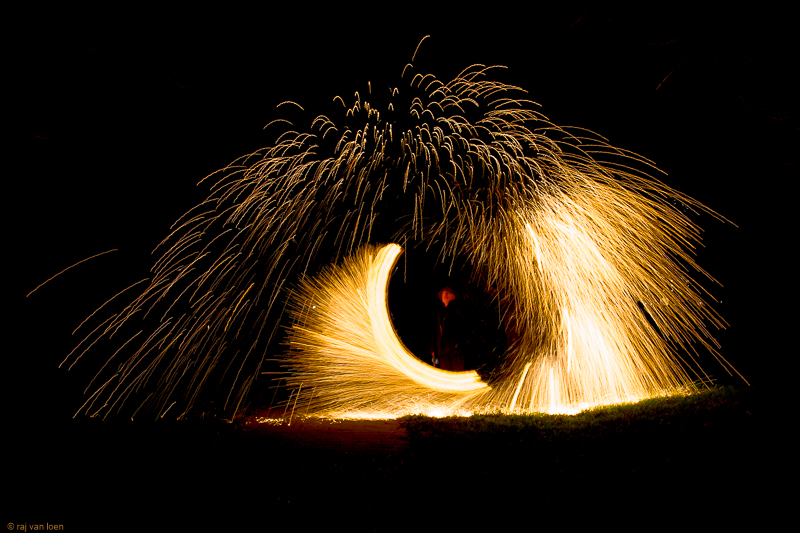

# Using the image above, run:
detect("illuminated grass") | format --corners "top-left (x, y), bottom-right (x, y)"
top-left (395, 384), bottom-right (767, 518)
top-left (400, 385), bottom-right (754, 440)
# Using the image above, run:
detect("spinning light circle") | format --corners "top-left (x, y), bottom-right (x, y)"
top-left (284, 243), bottom-right (489, 419)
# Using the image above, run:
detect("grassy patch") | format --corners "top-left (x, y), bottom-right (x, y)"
top-left (400, 385), bottom-right (760, 441)
top-left (398, 385), bottom-right (768, 511)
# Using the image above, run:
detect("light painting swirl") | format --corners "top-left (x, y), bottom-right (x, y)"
top-left (285, 243), bottom-right (488, 418)
top-left (60, 39), bottom-right (743, 420)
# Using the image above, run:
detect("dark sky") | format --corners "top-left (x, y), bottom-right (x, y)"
top-left (14, 6), bottom-right (794, 418)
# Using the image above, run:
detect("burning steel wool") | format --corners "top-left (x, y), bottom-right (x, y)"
top-left (61, 38), bottom-right (743, 420)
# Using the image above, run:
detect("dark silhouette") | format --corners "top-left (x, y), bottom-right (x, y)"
top-left (430, 286), bottom-right (468, 371)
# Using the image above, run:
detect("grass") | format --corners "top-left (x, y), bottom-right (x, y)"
top-left (394, 385), bottom-right (770, 519)
top-left (400, 385), bottom-right (759, 440)
top-left (14, 385), bottom-right (771, 529)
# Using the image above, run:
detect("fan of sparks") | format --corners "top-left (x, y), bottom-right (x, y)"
top-left (64, 42), bottom-right (743, 420)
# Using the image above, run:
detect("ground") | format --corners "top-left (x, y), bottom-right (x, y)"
top-left (8, 387), bottom-right (779, 531)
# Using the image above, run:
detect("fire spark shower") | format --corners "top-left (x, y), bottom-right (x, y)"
top-left (62, 39), bottom-right (742, 420)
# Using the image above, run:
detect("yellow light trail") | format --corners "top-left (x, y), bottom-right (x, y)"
top-left (284, 243), bottom-right (489, 419)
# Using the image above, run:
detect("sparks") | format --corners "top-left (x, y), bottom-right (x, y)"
top-left (61, 40), bottom-right (743, 420)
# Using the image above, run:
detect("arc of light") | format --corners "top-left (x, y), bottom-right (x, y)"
top-left (368, 243), bottom-right (488, 392)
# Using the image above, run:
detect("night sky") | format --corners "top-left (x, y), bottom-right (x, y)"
top-left (14, 6), bottom-right (794, 422)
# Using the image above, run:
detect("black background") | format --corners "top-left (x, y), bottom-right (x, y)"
top-left (14, 5), bottom-right (794, 421)
top-left (8, 5), bottom-right (794, 531)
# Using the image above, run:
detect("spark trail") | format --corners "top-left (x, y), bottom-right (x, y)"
top-left (61, 39), bottom-right (741, 420)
